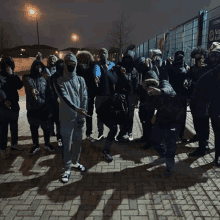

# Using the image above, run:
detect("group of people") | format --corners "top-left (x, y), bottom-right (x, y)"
top-left (0, 41), bottom-right (220, 183)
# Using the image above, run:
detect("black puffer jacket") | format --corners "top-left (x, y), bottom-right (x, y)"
top-left (190, 63), bottom-right (220, 119)
top-left (22, 60), bottom-right (52, 111)
top-left (0, 70), bottom-right (23, 109)
top-left (146, 80), bottom-right (184, 127)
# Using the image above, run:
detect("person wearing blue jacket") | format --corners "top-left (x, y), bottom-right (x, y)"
top-left (53, 53), bottom-right (88, 183)
top-left (94, 48), bottom-right (115, 140)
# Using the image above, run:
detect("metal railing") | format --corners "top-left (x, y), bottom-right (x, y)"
top-left (133, 5), bottom-right (220, 66)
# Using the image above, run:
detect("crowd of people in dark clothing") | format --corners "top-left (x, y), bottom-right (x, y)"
top-left (1, 41), bottom-right (220, 183)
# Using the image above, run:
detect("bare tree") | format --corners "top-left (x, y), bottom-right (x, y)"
top-left (108, 10), bottom-right (135, 59)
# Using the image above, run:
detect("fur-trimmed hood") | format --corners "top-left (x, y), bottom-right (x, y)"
top-left (76, 51), bottom-right (95, 63)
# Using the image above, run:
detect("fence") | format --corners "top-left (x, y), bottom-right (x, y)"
top-left (133, 5), bottom-right (220, 66)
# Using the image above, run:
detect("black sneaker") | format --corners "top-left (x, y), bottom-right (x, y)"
top-left (191, 134), bottom-right (199, 142)
top-left (143, 143), bottom-right (151, 150)
top-left (102, 151), bottom-right (113, 163)
top-left (29, 145), bottom-right (40, 155)
top-left (136, 136), bottom-right (148, 143)
top-left (180, 136), bottom-right (187, 143)
top-left (189, 149), bottom-right (205, 157)
top-left (97, 134), bottom-right (104, 141)
top-left (117, 135), bottom-right (129, 142)
top-left (44, 143), bottom-right (55, 152)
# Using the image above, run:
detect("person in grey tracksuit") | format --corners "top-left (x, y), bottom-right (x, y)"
top-left (53, 53), bottom-right (88, 183)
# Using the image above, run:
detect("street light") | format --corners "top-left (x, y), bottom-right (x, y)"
top-left (71, 34), bottom-right (78, 48)
top-left (28, 7), bottom-right (40, 51)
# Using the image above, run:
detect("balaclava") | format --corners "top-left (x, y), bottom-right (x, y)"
top-left (31, 60), bottom-right (45, 77)
top-left (99, 48), bottom-right (108, 64)
top-left (208, 42), bottom-right (220, 67)
top-left (122, 55), bottom-right (134, 73)
top-left (63, 53), bottom-right (77, 77)
top-left (174, 51), bottom-right (185, 64)
top-left (150, 49), bottom-right (163, 68)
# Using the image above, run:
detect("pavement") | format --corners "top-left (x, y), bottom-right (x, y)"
top-left (0, 91), bottom-right (220, 220)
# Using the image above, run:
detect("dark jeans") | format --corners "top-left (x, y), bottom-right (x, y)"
top-left (138, 104), bottom-right (155, 141)
top-left (27, 110), bottom-right (51, 146)
top-left (50, 105), bottom-right (62, 140)
top-left (86, 97), bottom-right (95, 137)
top-left (0, 106), bottom-right (20, 150)
top-left (179, 97), bottom-right (187, 138)
top-left (211, 118), bottom-right (220, 160)
top-left (118, 95), bottom-right (135, 137)
top-left (150, 122), bottom-right (181, 171)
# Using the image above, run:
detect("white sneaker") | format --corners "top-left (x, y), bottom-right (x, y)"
top-left (57, 139), bottom-right (63, 147)
top-left (61, 171), bottom-right (71, 183)
top-left (11, 145), bottom-right (24, 151)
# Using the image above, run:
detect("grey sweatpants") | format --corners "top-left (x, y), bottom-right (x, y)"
top-left (60, 119), bottom-right (84, 170)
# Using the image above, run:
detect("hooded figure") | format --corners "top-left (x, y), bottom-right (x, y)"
top-left (22, 59), bottom-right (55, 156)
top-left (76, 51), bottom-right (98, 141)
top-left (46, 54), bottom-right (58, 77)
top-left (187, 47), bottom-right (210, 144)
top-left (167, 50), bottom-right (190, 143)
top-left (0, 56), bottom-right (24, 158)
top-left (142, 70), bottom-right (184, 177)
top-left (189, 42), bottom-right (220, 161)
top-left (53, 53), bottom-right (88, 183)
top-left (115, 50), bottom-right (139, 142)
top-left (94, 48), bottom-right (115, 141)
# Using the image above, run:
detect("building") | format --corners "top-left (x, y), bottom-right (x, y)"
top-left (0, 45), bottom-right (58, 58)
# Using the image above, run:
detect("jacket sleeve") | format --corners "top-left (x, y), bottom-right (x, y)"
top-left (93, 64), bottom-right (101, 78)
top-left (132, 68), bottom-right (139, 96)
top-left (79, 77), bottom-right (88, 110)
top-left (54, 78), bottom-right (80, 112)
top-left (0, 89), bottom-right (6, 101)
top-left (10, 74), bottom-right (23, 90)
top-left (160, 80), bottom-right (176, 98)
top-left (22, 74), bottom-right (33, 92)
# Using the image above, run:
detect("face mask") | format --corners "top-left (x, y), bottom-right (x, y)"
top-left (67, 64), bottom-right (75, 72)
top-left (50, 63), bottom-right (56, 67)
top-left (153, 57), bottom-right (162, 67)
top-left (175, 55), bottom-right (184, 62)
top-left (195, 58), bottom-right (201, 63)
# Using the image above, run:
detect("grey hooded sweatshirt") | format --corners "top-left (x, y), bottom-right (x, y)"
top-left (53, 53), bottom-right (88, 121)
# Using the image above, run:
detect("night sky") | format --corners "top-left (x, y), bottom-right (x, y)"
top-left (1, 0), bottom-right (219, 50)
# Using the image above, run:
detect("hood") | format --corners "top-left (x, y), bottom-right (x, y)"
top-left (47, 54), bottom-right (58, 67)
top-left (1, 56), bottom-right (15, 71)
top-left (209, 42), bottom-right (220, 54)
top-left (30, 60), bottom-right (45, 77)
top-left (150, 49), bottom-right (162, 59)
top-left (76, 51), bottom-right (95, 63)
top-left (144, 70), bottom-right (159, 81)
top-left (63, 53), bottom-right (77, 77)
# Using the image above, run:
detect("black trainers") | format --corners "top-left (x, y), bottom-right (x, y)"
top-left (189, 149), bottom-right (205, 157)
top-left (180, 136), bottom-right (187, 143)
top-left (29, 145), bottom-right (40, 155)
top-left (191, 134), bottom-right (199, 142)
top-left (102, 151), bottom-right (113, 163)
top-left (117, 135), bottom-right (129, 142)
top-left (143, 143), bottom-right (151, 150)
top-left (136, 136), bottom-right (148, 143)
top-left (44, 143), bottom-right (55, 152)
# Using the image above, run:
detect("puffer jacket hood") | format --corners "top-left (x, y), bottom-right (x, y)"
top-left (47, 55), bottom-right (58, 67)
top-left (30, 60), bottom-right (45, 76)
top-left (1, 56), bottom-right (15, 71)
top-left (63, 53), bottom-right (77, 77)
top-left (76, 51), bottom-right (95, 63)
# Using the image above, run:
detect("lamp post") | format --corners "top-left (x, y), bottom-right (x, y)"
top-left (29, 9), bottom-right (40, 51)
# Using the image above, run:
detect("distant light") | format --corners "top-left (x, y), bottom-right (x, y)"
top-left (29, 9), bottom-right (35, 15)
top-left (20, 54), bottom-right (22, 55)
top-left (55, 51), bottom-right (58, 54)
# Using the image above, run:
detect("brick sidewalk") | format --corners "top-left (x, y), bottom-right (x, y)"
top-left (0, 95), bottom-right (219, 220)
